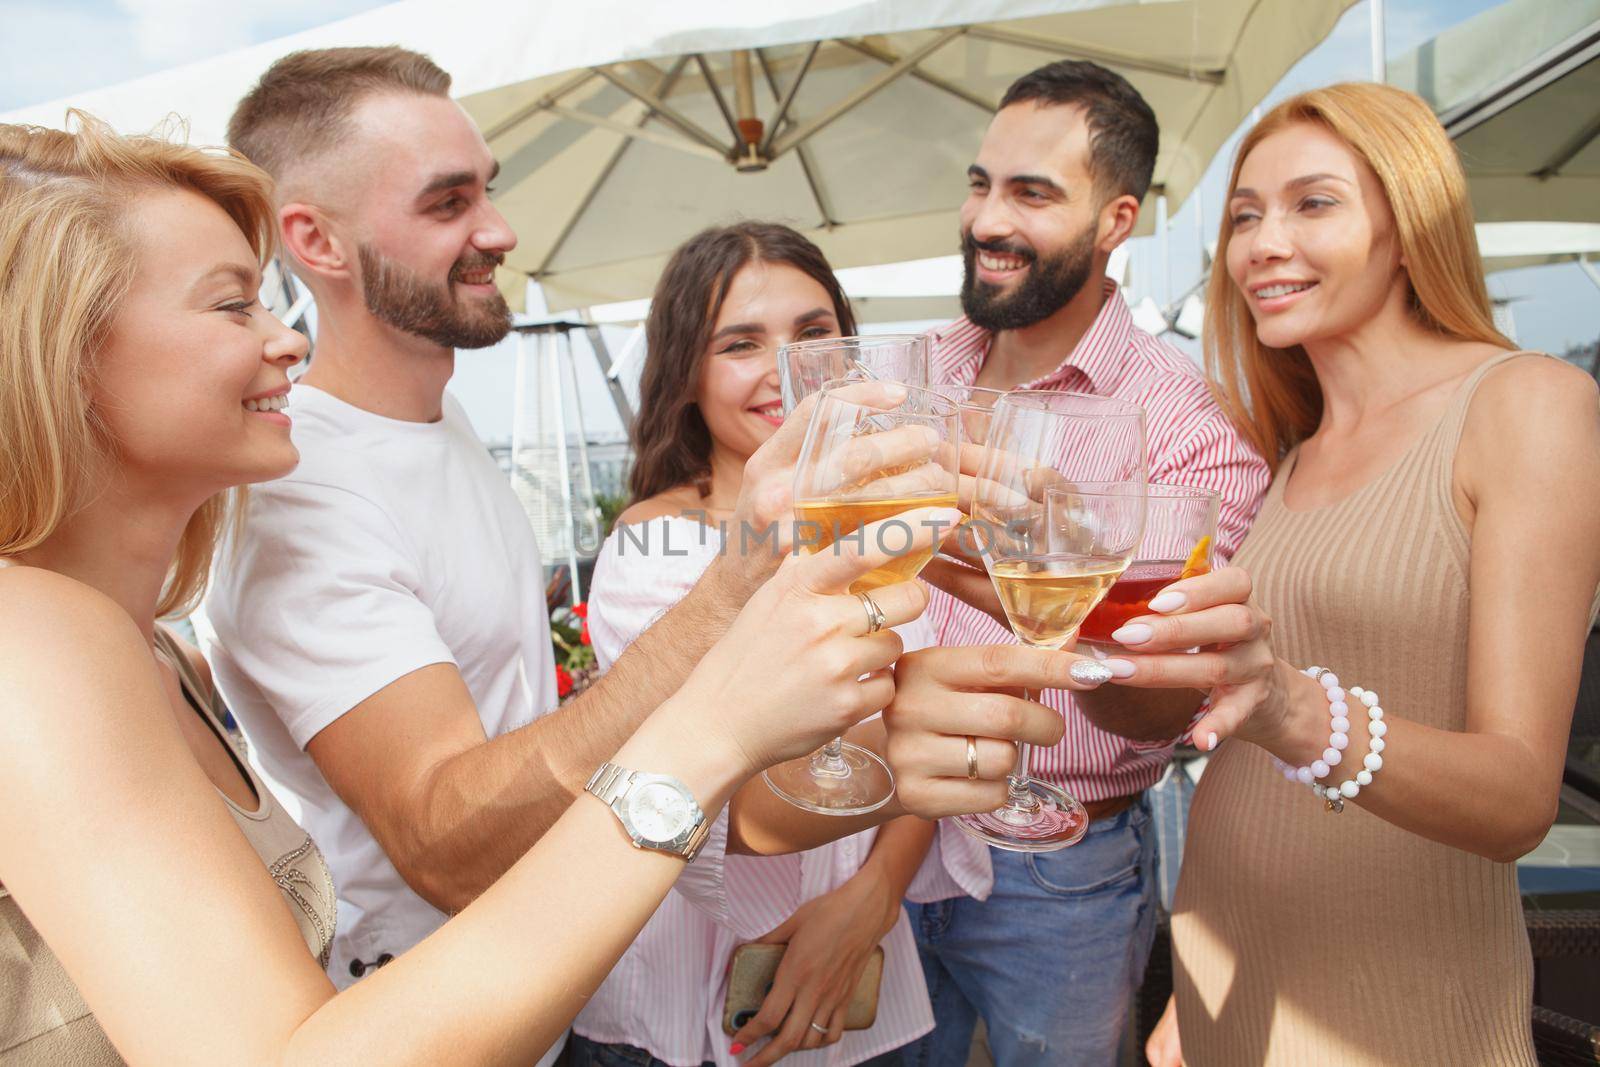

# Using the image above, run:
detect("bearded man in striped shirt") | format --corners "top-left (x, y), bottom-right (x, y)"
top-left (886, 61), bottom-right (1269, 1066)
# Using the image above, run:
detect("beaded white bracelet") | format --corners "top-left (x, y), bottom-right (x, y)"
top-left (1270, 667), bottom-right (1386, 814)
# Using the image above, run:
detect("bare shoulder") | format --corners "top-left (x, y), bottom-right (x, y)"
top-left (1461, 352), bottom-right (1600, 492)
top-left (1473, 351), bottom-right (1598, 408)
top-left (1466, 353), bottom-right (1599, 445)
top-left (0, 568), bottom-right (151, 733)
top-left (616, 486), bottom-right (704, 528)
top-left (0, 567), bottom-right (144, 663)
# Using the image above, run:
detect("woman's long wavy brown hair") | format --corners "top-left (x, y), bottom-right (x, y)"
top-left (1205, 82), bottom-right (1510, 468)
top-left (628, 222), bottom-right (856, 502)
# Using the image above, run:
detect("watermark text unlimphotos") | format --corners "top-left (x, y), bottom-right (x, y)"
top-left (609, 511), bottom-right (1020, 560)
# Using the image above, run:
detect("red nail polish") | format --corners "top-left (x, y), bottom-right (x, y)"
top-left (730, 1043), bottom-right (746, 1055)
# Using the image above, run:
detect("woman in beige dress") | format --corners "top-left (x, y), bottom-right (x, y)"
top-left (0, 115), bottom-right (956, 1064)
top-left (1087, 84), bottom-right (1600, 1064)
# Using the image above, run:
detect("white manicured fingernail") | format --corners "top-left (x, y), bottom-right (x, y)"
top-left (1207, 731), bottom-right (1219, 751)
top-left (1147, 590), bottom-right (1187, 613)
top-left (1069, 660), bottom-right (1112, 686)
top-left (1111, 622), bottom-right (1154, 645)
top-left (1103, 658), bottom-right (1136, 678)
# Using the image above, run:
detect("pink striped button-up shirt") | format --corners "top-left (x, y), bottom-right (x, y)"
top-left (927, 281), bottom-right (1270, 802)
top-left (575, 516), bottom-right (991, 1066)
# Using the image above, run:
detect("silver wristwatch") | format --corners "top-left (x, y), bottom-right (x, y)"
top-left (584, 762), bottom-right (711, 861)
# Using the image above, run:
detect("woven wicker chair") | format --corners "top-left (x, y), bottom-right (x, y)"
top-left (1533, 1006), bottom-right (1600, 1067)
top-left (1528, 909), bottom-right (1600, 1066)
top-left (1533, 627), bottom-right (1600, 1064)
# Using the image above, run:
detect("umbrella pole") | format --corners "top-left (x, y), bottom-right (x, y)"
top-left (546, 331), bottom-right (583, 605)
top-left (732, 50), bottom-right (765, 169)
top-left (1370, 0), bottom-right (1387, 83)
top-left (1157, 193), bottom-right (1171, 316)
top-left (1579, 255), bottom-right (1600, 297)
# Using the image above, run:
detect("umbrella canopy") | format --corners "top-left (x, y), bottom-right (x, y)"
top-left (1477, 221), bottom-right (1600, 274)
top-left (3, 0), bottom-right (1353, 311)
top-left (468, 0), bottom-right (1356, 309)
top-left (1391, 0), bottom-right (1600, 225)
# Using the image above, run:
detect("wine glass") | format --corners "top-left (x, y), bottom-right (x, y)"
top-left (956, 391), bottom-right (1146, 851)
top-left (1078, 484), bottom-right (1220, 646)
top-left (930, 383), bottom-right (1010, 568)
top-left (779, 333), bottom-right (929, 414)
top-left (763, 380), bottom-right (960, 815)
top-left (929, 382), bottom-right (1010, 448)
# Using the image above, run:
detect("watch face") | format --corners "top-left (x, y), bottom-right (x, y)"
top-left (625, 781), bottom-right (693, 842)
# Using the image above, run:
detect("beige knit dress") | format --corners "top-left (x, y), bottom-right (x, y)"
top-left (1172, 352), bottom-right (1586, 1065)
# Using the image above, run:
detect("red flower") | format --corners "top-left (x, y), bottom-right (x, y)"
top-left (571, 602), bottom-right (589, 619)
top-left (580, 620), bottom-right (591, 646)
top-left (555, 664), bottom-right (573, 697)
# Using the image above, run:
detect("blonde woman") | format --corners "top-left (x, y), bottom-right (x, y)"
top-left (0, 115), bottom-right (951, 1065)
top-left (1060, 83), bottom-right (1600, 1065)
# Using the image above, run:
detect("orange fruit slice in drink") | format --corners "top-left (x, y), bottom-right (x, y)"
top-left (1179, 535), bottom-right (1212, 580)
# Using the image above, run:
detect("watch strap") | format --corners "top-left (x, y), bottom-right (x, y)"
top-left (584, 762), bottom-right (635, 806)
top-left (678, 812), bottom-right (712, 862)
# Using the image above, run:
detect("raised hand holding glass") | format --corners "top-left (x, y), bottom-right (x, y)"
top-left (764, 380), bottom-right (960, 815)
top-left (956, 391), bottom-right (1146, 851)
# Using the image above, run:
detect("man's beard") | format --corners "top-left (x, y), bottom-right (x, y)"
top-left (960, 224), bottom-right (1097, 332)
top-left (358, 244), bottom-right (512, 349)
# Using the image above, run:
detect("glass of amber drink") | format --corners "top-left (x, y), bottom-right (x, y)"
top-left (929, 382), bottom-right (1011, 566)
top-left (778, 333), bottom-right (929, 414)
top-left (954, 391), bottom-right (1147, 851)
top-left (763, 379), bottom-right (960, 815)
top-left (1077, 484), bottom-right (1219, 646)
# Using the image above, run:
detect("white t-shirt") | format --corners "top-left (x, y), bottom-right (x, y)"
top-left (202, 385), bottom-right (558, 1001)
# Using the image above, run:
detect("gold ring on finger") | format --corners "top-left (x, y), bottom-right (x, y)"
top-left (966, 735), bottom-right (979, 780)
top-left (856, 591), bottom-right (887, 634)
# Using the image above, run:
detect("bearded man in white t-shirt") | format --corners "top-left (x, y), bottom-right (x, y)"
top-left (201, 47), bottom-right (845, 1020)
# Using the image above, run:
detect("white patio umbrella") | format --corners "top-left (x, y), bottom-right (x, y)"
top-left (4, 0), bottom-right (1354, 311)
top-left (1390, 0), bottom-right (1600, 226)
top-left (1477, 221), bottom-right (1600, 278)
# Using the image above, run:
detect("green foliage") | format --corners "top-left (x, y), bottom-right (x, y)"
top-left (550, 607), bottom-right (595, 673)
top-left (596, 492), bottom-right (629, 537)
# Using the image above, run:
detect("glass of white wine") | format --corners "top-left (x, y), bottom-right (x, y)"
top-left (763, 379), bottom-right (960, 815)
top-left (778, 333), bottom-right (929, 414)
top-left (956, 391), bottom-right (1146, 851)
top-left (929, 382), bottom-right (1011, 569)
top-left (929, 382), bottom-right (1010, 449)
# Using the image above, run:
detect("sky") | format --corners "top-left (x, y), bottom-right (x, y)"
top-left (3, 0), bottom-right (1596, 444)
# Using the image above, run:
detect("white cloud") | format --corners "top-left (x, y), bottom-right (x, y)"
top-left (0, 0), bottom-right (389, 111)
top-left (110, 0), bottom-right (385, 67)
top-left (112, 0), bottom-right (257, 66)
top-left (0, 2), bottom-right (149, 110)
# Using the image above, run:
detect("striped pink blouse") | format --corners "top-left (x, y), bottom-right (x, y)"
top-left (927, 283), bottom-right (1271, 802)
top-left (576, 516), bottom-right (991, 1066)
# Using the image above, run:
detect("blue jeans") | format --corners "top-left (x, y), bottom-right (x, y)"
top-left (903, 798), bottom-right (1158, 1067)
top-left (565, 1035), bottom-right (710, 1067)
top-left (565, 1034), bottom-right (905, 1067)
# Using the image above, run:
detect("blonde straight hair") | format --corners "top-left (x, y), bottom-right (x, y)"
top-left (0, 112), bottom-right (277, 616)
top-left (1205, 82), bottom-right (1510, 467)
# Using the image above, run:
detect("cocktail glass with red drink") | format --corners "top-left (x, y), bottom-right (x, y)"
top-left (1077, 484), bottom-right (1220, 645)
